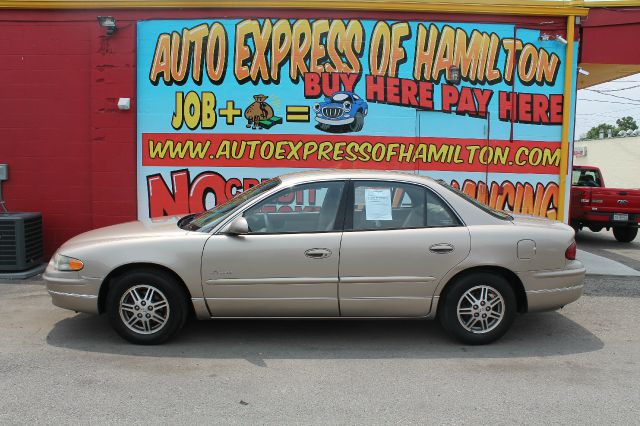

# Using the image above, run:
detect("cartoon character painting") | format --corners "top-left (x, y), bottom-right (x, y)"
top-left (314, 91), bottom-right (368, 133)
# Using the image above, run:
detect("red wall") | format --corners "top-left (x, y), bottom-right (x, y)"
top-left (0, 11), bottom-right (137, 256)
top-left (0, 9), bottom-right (555, 258)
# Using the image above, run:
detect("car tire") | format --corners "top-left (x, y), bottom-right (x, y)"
top-left (349, 111), bottom-right (364, 132)
top-left (613, 226), bottom-right (638, 243)
top-left (439, 272), bottom-right (516, 345)
top-left (106, 269), bottom-right (189, 345)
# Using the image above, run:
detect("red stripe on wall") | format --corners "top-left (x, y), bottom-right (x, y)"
top-left (141, 133), bottom-right (561, 174)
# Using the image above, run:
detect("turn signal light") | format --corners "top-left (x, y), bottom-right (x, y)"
top-left (565, 241), bottom-right (577, 260)
top-left (68, 259), bottom-right (84, 270)
top-left (52, 254), bottom-right (84, 271)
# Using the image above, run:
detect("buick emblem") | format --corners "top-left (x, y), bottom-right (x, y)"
top-left (617, 199), bottom-right (628, 205)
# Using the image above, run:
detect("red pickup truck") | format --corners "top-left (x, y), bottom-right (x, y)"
top-left (570, 165), bottom-right (640, 242)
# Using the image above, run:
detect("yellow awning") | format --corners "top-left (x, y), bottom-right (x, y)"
top-left (0, 0), bottom-right (591, 16)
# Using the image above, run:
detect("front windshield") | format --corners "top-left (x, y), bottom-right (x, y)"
top-left (436, 179), bottom-right (513, 221)
top-left (182, 177), bottom-right (280, 231)
top-left (331, 93), bottom-right (351, 102)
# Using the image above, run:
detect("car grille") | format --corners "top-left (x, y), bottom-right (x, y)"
top-left (322, 107), bottom-right (343, 118)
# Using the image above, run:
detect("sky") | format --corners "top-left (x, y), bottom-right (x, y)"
top-left (575, 73), bottom-right (640, 139)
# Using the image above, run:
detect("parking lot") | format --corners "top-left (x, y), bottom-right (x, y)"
top-left (1, 230), bottom-right (639, 424)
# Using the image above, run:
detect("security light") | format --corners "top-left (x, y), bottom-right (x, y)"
top-left (97, 16), bottom-right (117, 36)
top-left (447, 65), bottom-right (461, 84)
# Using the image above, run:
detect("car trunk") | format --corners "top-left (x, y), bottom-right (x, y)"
top-left (587, 188), bottom-right (640, 219)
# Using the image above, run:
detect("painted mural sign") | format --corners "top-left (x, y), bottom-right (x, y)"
top-left (137, 18), bottom-right (575, 220)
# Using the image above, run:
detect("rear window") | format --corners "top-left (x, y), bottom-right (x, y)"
top-left (436, 180), bottom-right (513, 221)
top-left (572, 169), bottom-right (602, 187)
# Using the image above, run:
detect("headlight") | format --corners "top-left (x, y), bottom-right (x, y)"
top-left (53, 254), bottom-right (84, 271)
top-left (313, 103), bottom-right (321, 112)
top-left (343, 101), bottom-right (352, 113)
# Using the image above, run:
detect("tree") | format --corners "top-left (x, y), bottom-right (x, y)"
top-left (585, 123), bottom-right (618, 139)
top-left (616, 116), bottom-right (638, 132)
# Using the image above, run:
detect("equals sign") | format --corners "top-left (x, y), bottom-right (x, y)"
top-left (286, 105), bottom-right (310, 123)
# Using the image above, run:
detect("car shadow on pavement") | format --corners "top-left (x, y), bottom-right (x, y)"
top-left (46, 312), bottom-right (603, 365)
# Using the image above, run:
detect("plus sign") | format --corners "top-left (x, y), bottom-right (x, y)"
top-left (218, 100), bottom-right (243, 125)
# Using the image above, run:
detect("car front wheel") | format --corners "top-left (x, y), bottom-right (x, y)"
top-left (349, 111), bottom-right (364, 132)
top-left (439, 272), bottom-right (516, 345)
top-left (106, 269), bottom-right (189, 345)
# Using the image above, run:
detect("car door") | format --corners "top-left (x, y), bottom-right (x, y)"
top-left (201, 180), bottom-right (346, 317)
top-left (339, 180), bottom-right (471, 317)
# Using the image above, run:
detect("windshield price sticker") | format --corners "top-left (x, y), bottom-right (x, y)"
top-left (365, 188), bottom-right (393, 221)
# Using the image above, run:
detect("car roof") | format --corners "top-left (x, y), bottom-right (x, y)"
top-left (277, 169), bottom-right (437, 186)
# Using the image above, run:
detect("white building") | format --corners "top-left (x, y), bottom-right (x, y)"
top-left (573, 136), bottom-right (640, 188)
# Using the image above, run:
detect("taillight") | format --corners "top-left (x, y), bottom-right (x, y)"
top-left (565, 241), bottom-right (577, 260)
top-left (578, 190), bottom-right (590, 204)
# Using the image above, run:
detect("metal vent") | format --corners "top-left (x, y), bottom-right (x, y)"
top-left (23, 216), bottom-right (43, 263)
top-left (0, 213), bottom-right (43, 271)
top-left (0, 221), bottom-right (17, 267)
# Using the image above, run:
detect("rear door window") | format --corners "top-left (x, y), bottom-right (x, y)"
top-left (348, 181), bottom-right (460, 231)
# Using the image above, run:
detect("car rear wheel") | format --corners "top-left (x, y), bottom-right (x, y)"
top-left (613, 226), bottom-right (638, 243)
top-left (106, 269), bottom-right (189, 345)
top-left (439, 272), bottom-right (516, 345)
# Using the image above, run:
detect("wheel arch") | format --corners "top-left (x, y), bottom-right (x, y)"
top-left (436, 266), bottom-right (528, 316)
top-left (98, 262), bottom-right (194, 315)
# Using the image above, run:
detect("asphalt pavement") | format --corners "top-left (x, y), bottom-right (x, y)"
top-left (576, 227), bottom-right (640, 271)
top-left (0, 228), bottom-right (638, 424)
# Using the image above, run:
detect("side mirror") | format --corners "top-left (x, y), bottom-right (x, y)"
top-left (225, 217), bottom-right (249, 235)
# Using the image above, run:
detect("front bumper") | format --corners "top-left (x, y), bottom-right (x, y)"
top-left (315, 116), bottom-right (355, 125)
top-left (43, 263), bottom-right (101, 314)
top-left (518, 260), bottom-right (586, 312)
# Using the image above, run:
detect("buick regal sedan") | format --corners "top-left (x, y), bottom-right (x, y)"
top-left (45, 170), bottom-right (585, 345)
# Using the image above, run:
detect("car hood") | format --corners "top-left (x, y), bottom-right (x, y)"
top-left (58, 216), bottom-right (189, 251)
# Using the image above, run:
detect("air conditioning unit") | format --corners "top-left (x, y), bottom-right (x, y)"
top-left (0, 212), bottom-right (43, 272)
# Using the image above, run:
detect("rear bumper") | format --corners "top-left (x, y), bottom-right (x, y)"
top-left (43, 263), bottom-right (101, 314)
top-left (573, 212), bottom-right (640, 227)
top-left (518, 260), bottom-right (586, 312)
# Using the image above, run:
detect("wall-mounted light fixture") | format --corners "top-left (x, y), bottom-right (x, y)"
top-left (538, 33), bottom-right (568, 45)
top-left (447, 65), bottom-right (461, 85)
top-left (97, 16), bottom-right (117, 36)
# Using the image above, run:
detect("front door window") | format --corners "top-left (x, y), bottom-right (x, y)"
top-left (243, 181), bottom-right (346, 234)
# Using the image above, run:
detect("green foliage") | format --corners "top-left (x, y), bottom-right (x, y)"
top-left (616, 116), bottom-right (638, 132)
top-left (585, 123), bottom-right (618, 140)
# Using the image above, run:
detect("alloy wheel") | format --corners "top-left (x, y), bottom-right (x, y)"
top-left (456, 285), bottom-right (505, 334)
top-left (119, 285), bottom-right (171, 335)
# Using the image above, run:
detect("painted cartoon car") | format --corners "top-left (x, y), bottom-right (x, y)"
top-left (314, 91), bottom-right (368, 132)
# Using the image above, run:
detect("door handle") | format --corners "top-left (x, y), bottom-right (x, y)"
top-left (429, 243), bottom-right (454, 254)
top-left (305, 248), bottom-right (332, 259)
